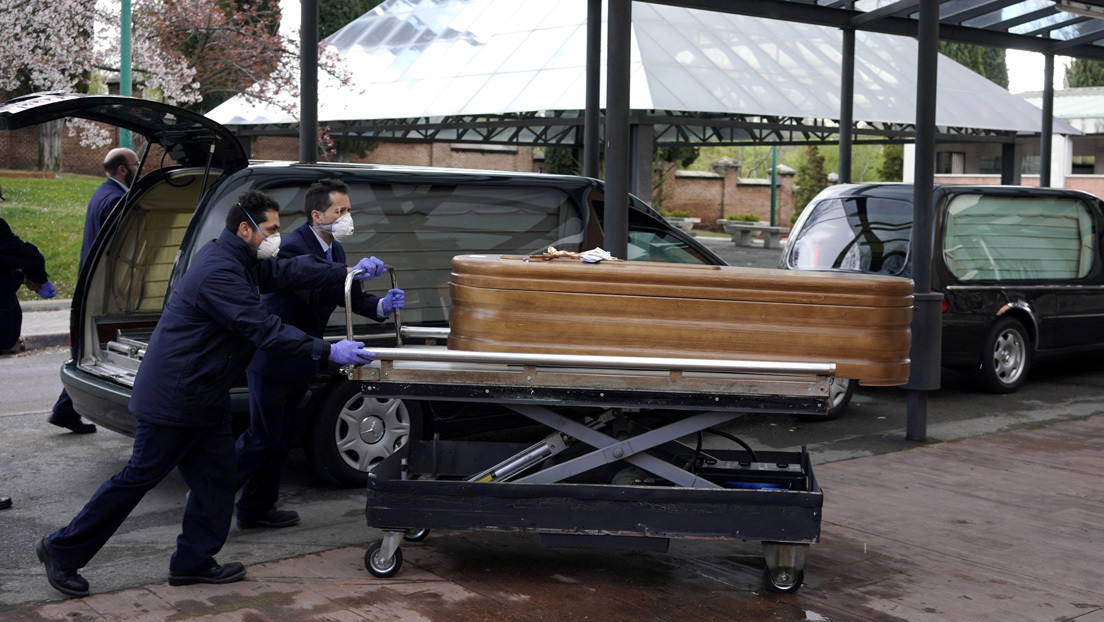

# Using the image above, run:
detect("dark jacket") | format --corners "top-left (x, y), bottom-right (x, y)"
top-left (129, 229), bottom-right (348, 427)
top-left (0, 216), bottom-right (50, 350)
top-left (248, 222), bottom-right (381, 379)
top-left (81, 178), bottom-right (126, 267)
top-left (0, 216), bottom-right (49, 288)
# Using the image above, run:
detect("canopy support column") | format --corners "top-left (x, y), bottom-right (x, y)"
top-left (299, 0), bottom-right (319, 164)
top-left (584, 0), bottom-right (602, 179)
top-left (604, 0), bottom-right (631, 259)
top-left (1040, 54), bottom-right (1055, 188)
top-left (838, 11), bottom-right (855, 184)
top-left (906, 0), bottom-right (941, 443)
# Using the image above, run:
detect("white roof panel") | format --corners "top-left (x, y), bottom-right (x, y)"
top-left (208, 0), bottom-right (1076, 136)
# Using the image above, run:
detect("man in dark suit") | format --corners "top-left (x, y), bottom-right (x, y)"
top-left (234, 178), bottom-right (403, 529)
top-left (35, 190), bottom-right (380, 597)
top-left (48, 147), bottom-right (139, 434)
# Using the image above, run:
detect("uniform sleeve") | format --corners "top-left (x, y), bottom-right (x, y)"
top-left (196, 265), bottom-right (330, 361)
top-left (0, 217), bottom-right (49, 284)
top-left (256, 253), bottom-right (347, 293)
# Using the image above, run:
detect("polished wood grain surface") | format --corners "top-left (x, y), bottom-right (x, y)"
top-left (449, 255), bottom-right (915, 385)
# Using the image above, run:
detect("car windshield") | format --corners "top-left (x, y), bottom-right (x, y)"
top-left (786, 196), bottom-right (912, 276)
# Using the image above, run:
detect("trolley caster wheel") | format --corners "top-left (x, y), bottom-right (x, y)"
top-left (403, 528), bottom-right (430, 542)
top-left (763, 566), bottom-right (804, 594)
top-left (365, 540), bottom-right (404, 578)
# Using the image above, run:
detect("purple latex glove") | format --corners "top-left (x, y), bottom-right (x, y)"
top-left (328, 339), bottom-right (376, 365)
top-left (36, 281), bottom-right (56, 299)
top-left (352, 256), bottom-right (386, 280)
top-left (381, 288), bottom-right (404, 315)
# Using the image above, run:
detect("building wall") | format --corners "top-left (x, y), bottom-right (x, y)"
top-left (664, 169), bottom-right (796, 225)
top-left (1, 122), bottom-right (126, 176)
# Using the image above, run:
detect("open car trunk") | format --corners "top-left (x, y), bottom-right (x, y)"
top-left (76, 169), bottom-right (220, 386)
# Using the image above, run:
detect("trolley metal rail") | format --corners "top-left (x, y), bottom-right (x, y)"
top-left (343, 269), bottom-right (830, 593)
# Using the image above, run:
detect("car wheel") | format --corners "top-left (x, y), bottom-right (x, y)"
top-left (305, 380), bottom-right (422, 487)
top-left (795, 377), bottom-right (854, 421)
top-left (975, 316), bottom-right (1031, 394)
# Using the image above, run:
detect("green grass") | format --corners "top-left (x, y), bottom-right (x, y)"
top-left (1, 172), bottom-right (103, 301)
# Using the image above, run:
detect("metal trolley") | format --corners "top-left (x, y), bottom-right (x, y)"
top-left (343, 271), bottom-right (828, 593)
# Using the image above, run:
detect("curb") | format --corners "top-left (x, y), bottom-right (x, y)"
top-left (19, 298), bottom-right (72, 313)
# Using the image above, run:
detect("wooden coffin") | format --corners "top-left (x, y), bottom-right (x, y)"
top-left (448, 255), bottom-right (914, 386)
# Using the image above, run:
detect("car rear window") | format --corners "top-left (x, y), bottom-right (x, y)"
top-left (786, 196), bottom-right (912, 276)
top-left (942, 194), bottom-right (1095, 281)
top-left (194, 181), bottom-right (586, 330)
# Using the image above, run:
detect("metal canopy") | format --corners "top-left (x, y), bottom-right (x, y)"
top-left (210, 0), bottom-right (1082, 147)
top-left (655, 0), bottom-right (1104, 61)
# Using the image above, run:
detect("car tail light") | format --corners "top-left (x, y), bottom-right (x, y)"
top-left (939, 292), bottom-right (948, 313)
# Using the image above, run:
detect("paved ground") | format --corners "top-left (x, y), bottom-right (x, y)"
top-left (4, 413), bottom-right (1101, 621)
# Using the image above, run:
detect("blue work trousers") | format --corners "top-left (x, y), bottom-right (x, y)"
top-left (46, 418), bottom-right (235, 574)
top-left (234, 368), bottom-right (310, 519)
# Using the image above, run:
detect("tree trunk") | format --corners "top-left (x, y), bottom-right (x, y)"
top-left (37, 120), bottom-right (64, 172)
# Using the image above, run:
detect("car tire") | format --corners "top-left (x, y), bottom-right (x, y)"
top-left (305, 380), bottom-right (422, 487)
top-left (796, 377), bottom-right (854, 421)
top-left (975, 316), bottom-right (1031, 394)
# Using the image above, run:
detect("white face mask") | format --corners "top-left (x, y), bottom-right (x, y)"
top-left (256, 232), bottom-right (281, 259)
top-left (329, 213), bottom-right (354, 242)
top-left (315, 212), bottom-right (354, 242)
top-left (245, 209), bottom-right (281, 259)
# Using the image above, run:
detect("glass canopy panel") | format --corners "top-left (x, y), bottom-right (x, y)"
top-left (962, 0), bottom-right (1049, 29)
top-left (208, 0), bottom-right (1077, 135)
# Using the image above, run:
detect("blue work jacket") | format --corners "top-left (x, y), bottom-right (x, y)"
top-left (129, 229), bottom-right (348, 427)
top-left (248, 222), bottom-right (381, 379)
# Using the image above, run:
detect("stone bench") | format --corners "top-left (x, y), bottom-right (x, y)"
top-left (721, 221), bottom-right (790, 249)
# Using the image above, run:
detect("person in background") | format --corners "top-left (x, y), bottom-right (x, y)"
top-left (49, 147), bottom-right (139, 434)
top-left (1, 206), bottom-right (57, 352)
top-left (234, 178), bottom-right (403, 529)
top-left (1, 184), bottom-right (58, 514)
top-left (35, 190), bottom-right (381, 597)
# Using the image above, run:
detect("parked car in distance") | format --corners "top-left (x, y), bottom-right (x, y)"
top-left (781, 182), bottom-right (1104, 416)
top-left (0, 92), bottom-right (729, 487)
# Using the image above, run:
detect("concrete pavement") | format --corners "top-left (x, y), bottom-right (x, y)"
top-left (5, 413), bottom-right (1101, 621)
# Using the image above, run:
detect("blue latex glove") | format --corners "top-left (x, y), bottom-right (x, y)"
top-left (381, 288), bottom-right (404, 315)
top-left (328, 339), bottom-right (375, 365)
top-left (36, 281), bottom-right (56, 299)
top-left (352, 256), bottom-right (386, 280)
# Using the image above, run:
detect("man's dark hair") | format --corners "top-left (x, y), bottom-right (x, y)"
top-left (225, 190), bottom-right (280, 233)
top-left (103, 151), bottom-right (130, 174)
top-left (304, 178), bottom-right (350, 218)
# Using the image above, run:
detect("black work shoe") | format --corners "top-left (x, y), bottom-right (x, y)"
top-left (237, 508), bottom-right (300, 529)
top-left (47, 413), bottom-right (97, 434)
top-left (168, 562), bottom-right (246, 586)
top-left (0, 497), bottom-right (11, 510)
top-left (35, 537), bottom-right (90, 597)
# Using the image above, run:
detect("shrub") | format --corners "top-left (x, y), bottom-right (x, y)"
top-left (725, 213), bottom-right (761, 222)
top-left (661, 208), bottom-right (691, 218)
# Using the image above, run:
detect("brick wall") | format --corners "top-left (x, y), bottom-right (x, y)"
top-left (1065, 175), bottom-right (1104, 199)
top-left (1, 122), bottom-right (132, 175)
top-left (664, 169), bottom-right (796, 226)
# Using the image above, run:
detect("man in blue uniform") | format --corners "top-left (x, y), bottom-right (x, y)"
top-left (49, 147), bottom-right (139, 434)
top-left (234, 178), bottom-right (403, 528)
top-left (0, 212), bottom-right (57, 352)
top-left (35, 190), bottom-right (381, 597)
